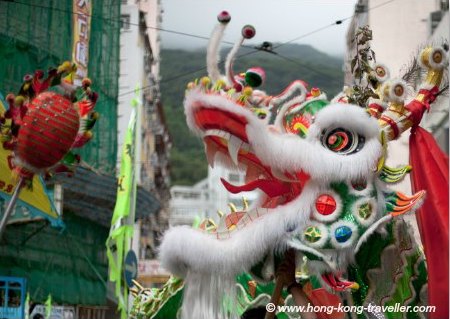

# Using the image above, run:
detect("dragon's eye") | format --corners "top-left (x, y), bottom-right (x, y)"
top-left (321, 128), bottom-right (365, 154)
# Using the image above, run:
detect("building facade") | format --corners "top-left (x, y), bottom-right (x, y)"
top-left (0, 0), bottom-right (125, 318)
top-left (118, 0), bottom-right (171, 287)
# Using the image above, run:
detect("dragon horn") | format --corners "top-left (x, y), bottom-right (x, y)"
top-left (378, 46), bottom-right (447, 141)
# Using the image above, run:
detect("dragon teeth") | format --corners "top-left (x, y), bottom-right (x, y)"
top-left (205, 143), bottom-right (218, 168)
top-left (228, 135), bottom-right (242, 165)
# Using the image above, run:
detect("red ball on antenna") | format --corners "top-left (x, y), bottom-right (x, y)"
top-left (217, 11), bottom-right (231, 24)
top-left (242, 25), bottom-right (256, 39)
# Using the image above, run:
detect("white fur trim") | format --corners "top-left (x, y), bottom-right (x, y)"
top-left (301, 222), bottom-right (329, 248)
top-left (248, 103), bottom-right (382, 182)
top-left (159, 182), bottom-right (320, 277)
top-left (351, 197), bottom-right (378, 227)
top-left (421, 47), bottom-right (448, 70)
top-left (386, 79), bottom-right (408, 103)
top-left (329, 220), bottom-right (358, 249)
top-left (180, 271), bottom-right (238, 319)
top-left (373, 63), bottom-right (390, 83)
top-left (311, 191), bottom-right (343, 223)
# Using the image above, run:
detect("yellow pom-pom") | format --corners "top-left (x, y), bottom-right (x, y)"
top-left (14, 96), bottom-right (25, 105)
top-left (215, 79), bottom-right (226, 89)
top-left (243, 86), bottom-right (253, 96)
top-left (58, 61), bottom-right (72, 73)
top-left (84, 130), bottom-right (93, 139)
top-left (201, 76), bottom-right (211, 87)
top-left (311, 87), bottom-right (321, 97)
top-left (91, 112), bottom-right (100, 120)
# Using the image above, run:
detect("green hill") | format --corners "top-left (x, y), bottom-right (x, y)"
top-left (160, 44), bottom-right (345, 186)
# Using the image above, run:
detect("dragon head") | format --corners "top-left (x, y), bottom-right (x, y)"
top-left (159, 12), bottom-right (447, 316)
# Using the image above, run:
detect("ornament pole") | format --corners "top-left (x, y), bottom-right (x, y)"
top-left (265, 276), bottom-right (284, 319)
top-left (0, 177), bottom-right (25, 240)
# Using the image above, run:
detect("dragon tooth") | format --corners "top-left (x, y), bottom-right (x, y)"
top-left (242, 197), bottom-right (249, 210)
top-left (228, 135), bottom-right (242, 165)
top-left (205, 142), bottom-right (218, 168)
top-left (228, 203), bottom-right (237, 213)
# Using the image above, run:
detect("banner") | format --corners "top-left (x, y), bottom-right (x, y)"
top-left (106, 97), bottom-right (138, 319)
top-left (72, 0), bottom-right (92, 86)
top-left (0, 95), bottom-right (62, 227)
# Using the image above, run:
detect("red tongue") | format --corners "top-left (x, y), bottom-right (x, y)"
top-left (220, 177), bottom-right (291, 197)
top-left (322, 273), bottom-right (357, 292)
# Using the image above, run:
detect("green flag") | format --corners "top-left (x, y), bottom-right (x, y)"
top-left (44, 294), bottom-right (52, 319)
top-left (25, 293), bottom-right (30, 319)
top-left (106, 95), bottom-right (138, 318)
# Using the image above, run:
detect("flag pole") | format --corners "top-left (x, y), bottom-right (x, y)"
top-left (0, 176), bottom-right (25, 239)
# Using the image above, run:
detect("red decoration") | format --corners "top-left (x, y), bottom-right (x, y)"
top-left (315, 194), bottom-right (337, 215)
top-left (217, 11), bottom-right (231, 24)
top-left (225, 212), bottom-right (246, 229)
top-left (410, 126), bottom-right (448, 318)
top-left (241, 25), bottom-right (255, 39)
top-left (16, 92), bottom-right (80, 170)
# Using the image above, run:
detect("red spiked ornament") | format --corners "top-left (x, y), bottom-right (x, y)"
top-left (16, 91), bottom-right (80, 171)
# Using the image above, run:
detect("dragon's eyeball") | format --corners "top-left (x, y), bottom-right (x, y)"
top-left (321, 127), bottom-right (365, 155)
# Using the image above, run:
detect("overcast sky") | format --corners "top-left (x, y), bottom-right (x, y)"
top-left (160, 0), bottom-right (358, 55)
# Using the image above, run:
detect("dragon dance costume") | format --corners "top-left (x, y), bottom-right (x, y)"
top-left (132, 12), bottom-right (449, 319)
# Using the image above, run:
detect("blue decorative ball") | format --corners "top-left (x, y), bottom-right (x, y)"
top-left (335, 225), bottom-right (352, 243)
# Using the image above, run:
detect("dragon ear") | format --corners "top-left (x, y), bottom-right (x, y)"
top-left (272, 80), bottom-right (308, 130)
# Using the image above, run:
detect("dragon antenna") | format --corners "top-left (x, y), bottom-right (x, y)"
top-left (225, 24), bottom-right (256, 88)
top-left (207, 11), bottom-right (231, 82)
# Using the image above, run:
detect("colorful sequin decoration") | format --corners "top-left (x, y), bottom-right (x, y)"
top-left (315, 194), bottom-right (337, 215)
top-left (304, 226), bottom-right (322, 243)
top-left (335, 225), bottom-right (353, 243)
top-left (358, 202), bottom-right (372, 220)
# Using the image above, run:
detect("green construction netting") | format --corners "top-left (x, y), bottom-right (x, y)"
top-left (0, 0), bottom-right (120, 175)
top-left (0, 211), bottom-right (109, 305)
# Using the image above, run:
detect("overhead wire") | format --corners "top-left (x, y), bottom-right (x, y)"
top-left (118, 0), bottom-right (399, 97)
top-left (1, 0), bottom-right (398, 98)
top-left (0, 0), bottom-right (246, 47)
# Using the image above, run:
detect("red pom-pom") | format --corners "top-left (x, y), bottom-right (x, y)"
top-left (34, 70), bottom-right (44, 79)
top-left (23, 74), bottom-right (33, 82)
top-left (242, 25), bottom-right (256, 39)
top-left (217, 11), bottom-right (231, 24)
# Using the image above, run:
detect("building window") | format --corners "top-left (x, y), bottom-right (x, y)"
top-left (228, 173), bottom-right (240, 183)
top-left (120, 14), bottom-right (131, 30)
